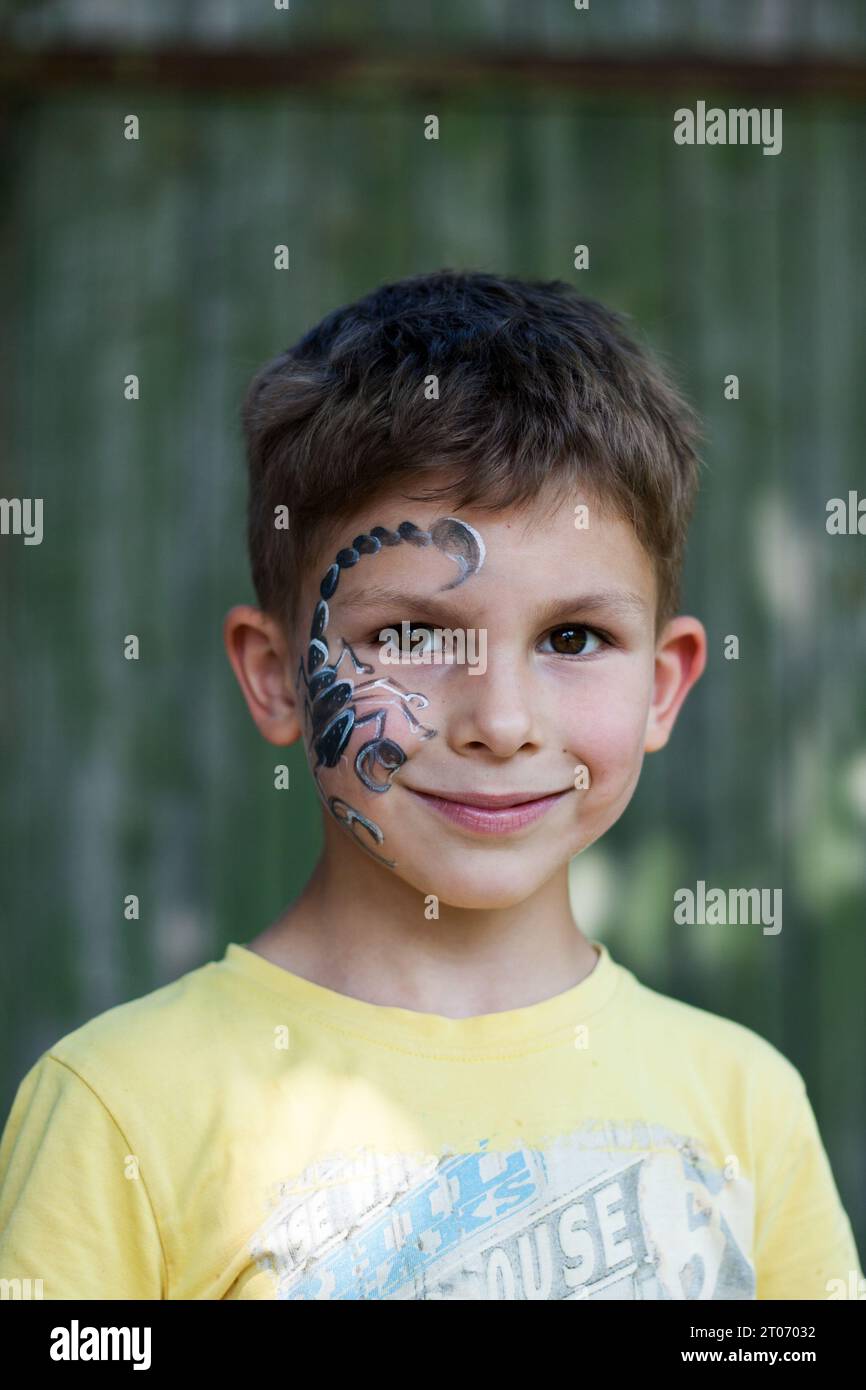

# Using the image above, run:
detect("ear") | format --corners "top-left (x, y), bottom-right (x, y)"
top-left (644, 615), bottom-right (707, 753)
top-left (222, 605), bottom-right (302, 746)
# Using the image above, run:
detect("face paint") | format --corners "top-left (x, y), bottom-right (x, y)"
top-left (295, 518), bottom-right (486, 868)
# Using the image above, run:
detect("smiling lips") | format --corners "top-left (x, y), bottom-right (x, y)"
top-left (406, 785), bottom-right (572, 834)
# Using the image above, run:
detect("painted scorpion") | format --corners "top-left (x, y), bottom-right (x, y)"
top-left (296, 516), bottom-right (486, 867)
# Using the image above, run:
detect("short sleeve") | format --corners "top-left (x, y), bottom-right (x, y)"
top-left (754, 1072), bottom-right (862, 1300)
top-left (0, 1053), bottom-right (166, 1299)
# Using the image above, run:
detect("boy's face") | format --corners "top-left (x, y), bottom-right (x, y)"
top-left (227, 480), bottom-right (705, 909)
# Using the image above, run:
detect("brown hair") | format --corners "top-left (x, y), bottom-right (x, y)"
top-left (240, 269), bottom-right (702, 632)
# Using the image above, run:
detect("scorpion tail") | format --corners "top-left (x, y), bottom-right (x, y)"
top-left (318, 518), bottom-right (485, 601)
top-left (429, 517), bottom-right (486, 589)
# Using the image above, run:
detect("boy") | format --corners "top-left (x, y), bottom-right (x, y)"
top-left (0, 271), bottom-right (860, 1300)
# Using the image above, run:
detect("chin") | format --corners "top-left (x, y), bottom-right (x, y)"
top-left (396, 854), bottom-right (555, 911)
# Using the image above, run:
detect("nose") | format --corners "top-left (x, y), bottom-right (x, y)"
top-left (445, 647), bottom-right (542, 758)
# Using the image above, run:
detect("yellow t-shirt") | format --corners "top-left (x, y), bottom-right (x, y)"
top-left (0, 939), bottom-right (860, 1301)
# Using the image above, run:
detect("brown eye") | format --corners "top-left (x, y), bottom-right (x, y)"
top-left (545, 625), bottom-right (601, 656)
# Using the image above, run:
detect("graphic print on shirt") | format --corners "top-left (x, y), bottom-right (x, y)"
top-left (249, 1121), bottom-right (756, 1300)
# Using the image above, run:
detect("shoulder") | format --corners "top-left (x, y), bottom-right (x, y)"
top-left (621, 965), bottom-right (806, 1113)
top-left (34, 955), bottom-right (235, 1110)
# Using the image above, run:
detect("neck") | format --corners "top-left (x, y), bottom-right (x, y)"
top-left (247, 833), bottom-right (598, 1018)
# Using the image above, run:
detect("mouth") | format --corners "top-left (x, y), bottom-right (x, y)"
top-left (405, 786), bottom-right (573, 834)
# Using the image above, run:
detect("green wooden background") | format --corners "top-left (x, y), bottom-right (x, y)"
top-left (1, 0), bottom-right (864, 1261)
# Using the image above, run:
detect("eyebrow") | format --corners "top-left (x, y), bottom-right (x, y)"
top-left (332, 584), bottom-right (648, 623)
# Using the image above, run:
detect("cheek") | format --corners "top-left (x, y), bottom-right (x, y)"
top-left (556, 669), bottom-right (651, 776)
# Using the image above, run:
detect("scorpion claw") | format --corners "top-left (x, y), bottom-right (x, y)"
top-left (328, 797), bottom-right (396, 869)
top-left (355, 737), bottom-right (406, 792)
